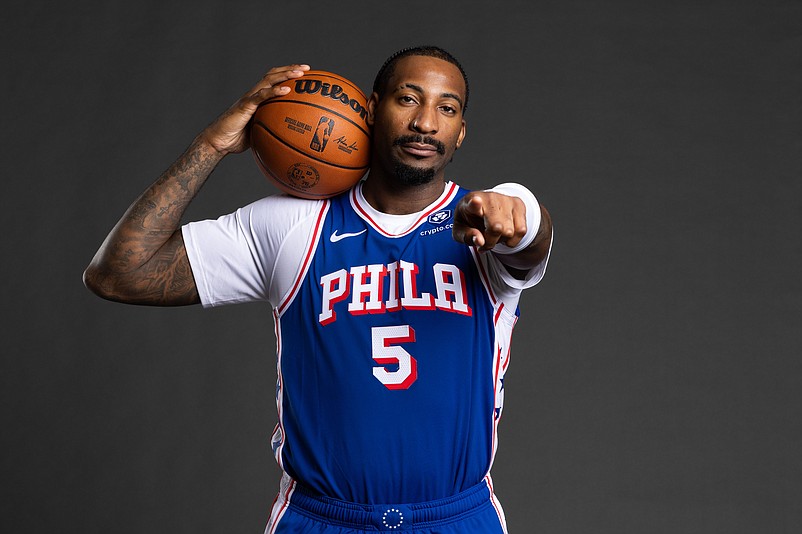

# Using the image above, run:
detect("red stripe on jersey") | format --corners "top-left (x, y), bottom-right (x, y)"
top-left (502, 314), bottom-right (518, 372)
top-left (493, 346), bottom-right (502, 398)
top-left (494, 303), bottom-right (505, 324)
top-left (267, 477), bottom-right (296, 534)
top-left (351, 182), bottom-right (460, 237)
top-left (484, 475), bottom-right (504, 525)
top-left (276, 200), bottom-right (330, 315)
top-left (272, 309), bottom-right (286, 470)
top-left (470, 247), bottom-right (499, 306)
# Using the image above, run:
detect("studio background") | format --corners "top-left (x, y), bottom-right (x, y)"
top-left (2, 1), bottom-right (800, 533)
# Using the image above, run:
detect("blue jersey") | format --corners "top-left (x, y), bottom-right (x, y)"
top-left (270, 182), bottom-right (517, 504)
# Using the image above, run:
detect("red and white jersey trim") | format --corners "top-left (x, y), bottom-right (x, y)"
top-left (350, 181), bottom-right (460, 237)
top-left (484, 475), bottom-right (509, 534)
top-left (275, 200), bottom-right (330, 316)
top-left (264, 473), bottom-right (297, 534)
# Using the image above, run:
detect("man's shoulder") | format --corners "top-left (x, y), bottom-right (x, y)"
top-left (247, 193), bottom-right (326, 213)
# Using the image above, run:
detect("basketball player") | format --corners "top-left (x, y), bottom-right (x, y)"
top-left (84, 46), bottom-right (553, 533)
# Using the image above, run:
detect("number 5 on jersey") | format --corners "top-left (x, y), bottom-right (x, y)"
top-left (372, 325), bottom-right (417, 390)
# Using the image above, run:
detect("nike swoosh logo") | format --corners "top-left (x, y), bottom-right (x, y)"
top-left (330, 229), bottom-right (367, 243)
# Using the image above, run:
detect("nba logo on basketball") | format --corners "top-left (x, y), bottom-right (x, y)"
top-left (310, 117), bottom-right (335, 153)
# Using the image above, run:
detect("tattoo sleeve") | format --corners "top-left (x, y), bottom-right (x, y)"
top-left (84, 136), bottom-right (224, 305)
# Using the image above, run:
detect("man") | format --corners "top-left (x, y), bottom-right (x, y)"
top-left (85, 46), bottom-right (552, 533)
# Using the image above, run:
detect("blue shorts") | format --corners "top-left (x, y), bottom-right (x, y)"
top-left (265, 474), bottom-right (508, 533)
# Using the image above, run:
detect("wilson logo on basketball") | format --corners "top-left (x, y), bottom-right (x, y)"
top-left (294, 79), bottom-right (369, 123)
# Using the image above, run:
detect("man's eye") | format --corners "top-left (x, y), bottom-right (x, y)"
top-left (400, 96), bottom-right (416, 104)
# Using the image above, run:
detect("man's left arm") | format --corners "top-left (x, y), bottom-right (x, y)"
top-left (452, 183), bottom-right (552, 278)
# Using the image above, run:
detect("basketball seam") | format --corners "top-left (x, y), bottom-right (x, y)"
top-left (257, 99), bottom-right (371, 139)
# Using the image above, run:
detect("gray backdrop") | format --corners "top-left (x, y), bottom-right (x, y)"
top-left (2, 1), bottom-right (800, 532)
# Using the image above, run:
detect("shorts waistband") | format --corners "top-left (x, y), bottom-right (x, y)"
top-left (288, 480), bottom-right (492, 531)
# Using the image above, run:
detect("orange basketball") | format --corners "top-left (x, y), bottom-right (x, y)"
top-left (250, 70), bottom-right (371, 199)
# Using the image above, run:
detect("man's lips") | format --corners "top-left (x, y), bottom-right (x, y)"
top-left (401, 142), bottom-right (439, 157)
top-left (393, 135), bottom-right (446, 156)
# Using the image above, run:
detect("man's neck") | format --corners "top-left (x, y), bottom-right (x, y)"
top-left (361, 173), bottom-right (447, 215)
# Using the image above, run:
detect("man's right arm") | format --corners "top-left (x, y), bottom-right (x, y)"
top-left (83, 64), bottom-right (311, 306)
top-left (82, 136), bottom-right (221, 305)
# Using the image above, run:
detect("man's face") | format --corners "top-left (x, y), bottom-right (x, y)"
top-left (368, 55), bottom-right (467, 186)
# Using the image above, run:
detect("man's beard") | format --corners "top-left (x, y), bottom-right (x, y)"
top-left (393, 162), bottom-right (436, 186)
top-left (391, 135), bottom-right (446, 186)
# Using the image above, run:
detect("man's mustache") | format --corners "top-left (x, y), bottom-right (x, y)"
top-left (392, 135), bottom-right (446, 155)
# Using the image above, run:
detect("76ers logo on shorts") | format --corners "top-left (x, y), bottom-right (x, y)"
top-left (310, 117), bottom-right (334, 152)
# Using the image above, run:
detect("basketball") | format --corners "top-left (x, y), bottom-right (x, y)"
top-left (250, 70), bottom-right (371, 199)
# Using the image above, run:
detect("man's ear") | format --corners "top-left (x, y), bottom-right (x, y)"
top-left (366, 92), bottom-right (379, 127)
top-left (456, 119), bottom-right (466, 149)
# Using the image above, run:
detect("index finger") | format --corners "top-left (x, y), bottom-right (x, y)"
top-left (452, 194), bottom-right (489, 249)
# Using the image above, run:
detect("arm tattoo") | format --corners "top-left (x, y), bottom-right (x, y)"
top-left (87, 136), bottom-right (221, 305)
